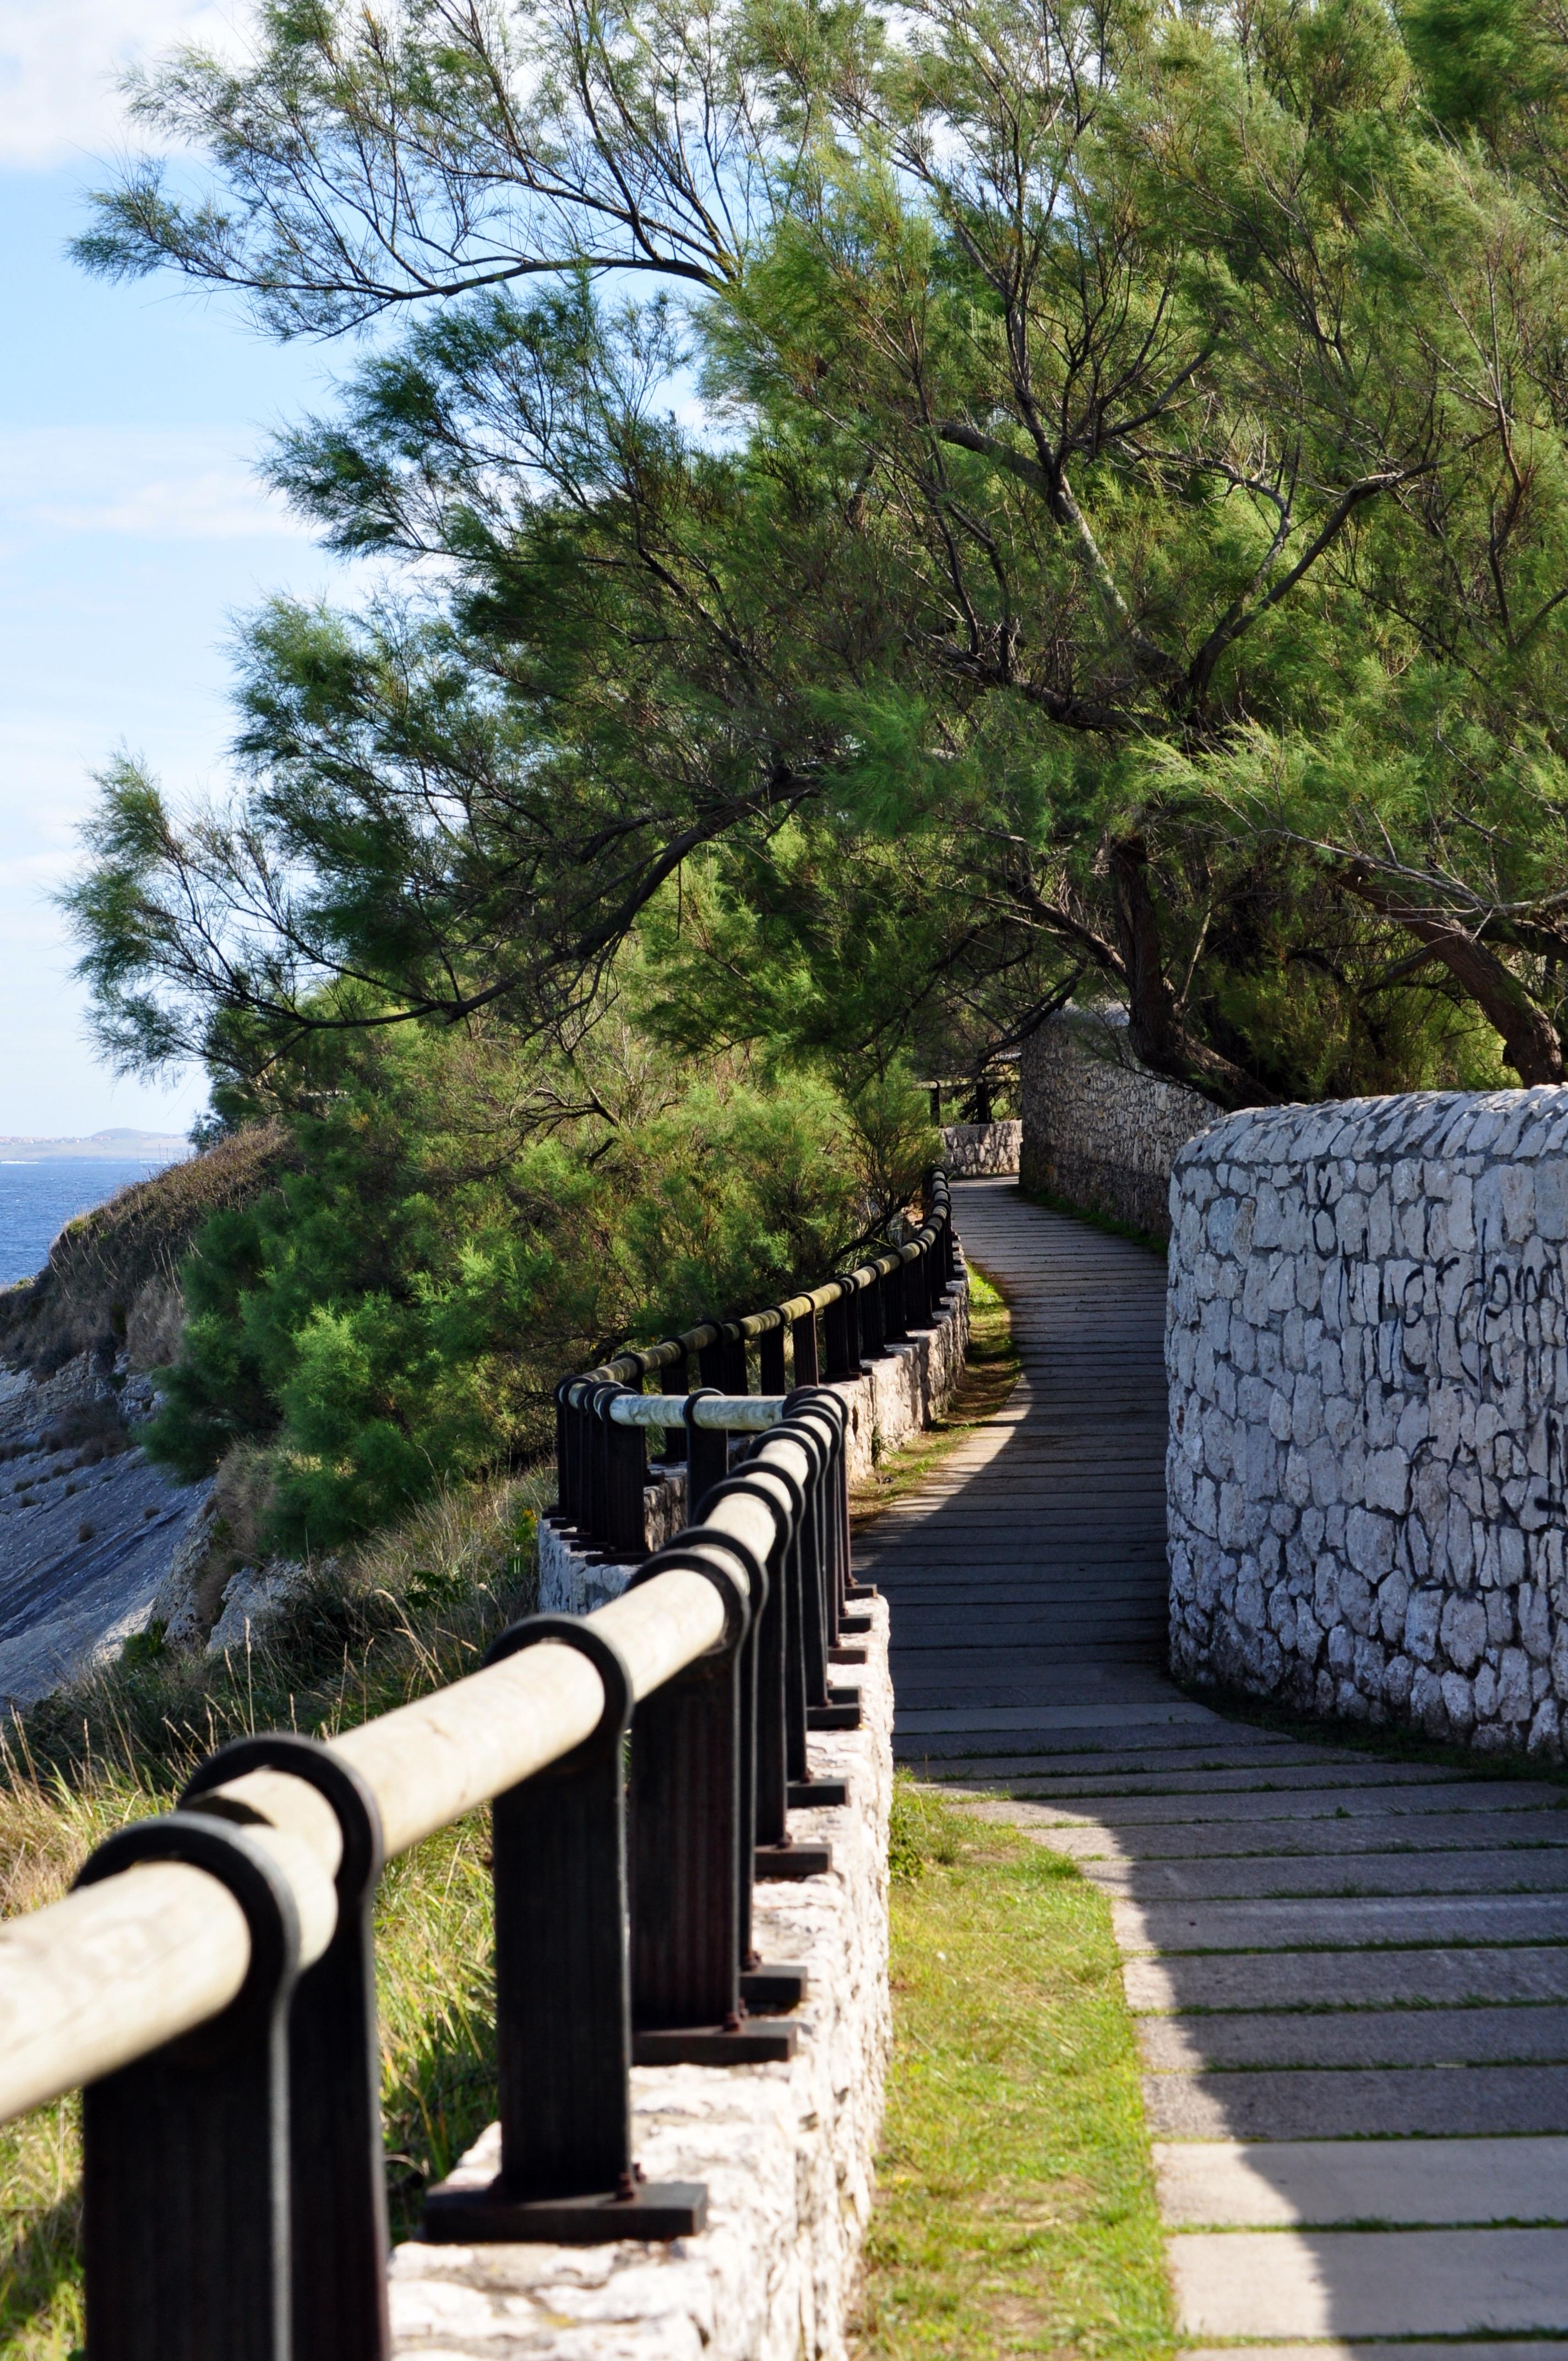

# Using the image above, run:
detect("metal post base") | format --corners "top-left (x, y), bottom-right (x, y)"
top-left (847, 1582), bottom-right (878, 1602)
top-left (808, 1699), bottom-right (861, 1731)
top-left (829, 1645), bottom-right (867, 1664)
top-left (632, 2021), bottom-right (798, 2065)
top-left (840, 1614), bottom-right (872, 1636)
top-left (740, 1963), bottom-right (808, 2011)
top-left (755, 1841), bottom-right (833, 1880)
top-left (788, 1777), bottom-right (848, 1809)
top-left (423, 2178), bottom-right (707, 2244)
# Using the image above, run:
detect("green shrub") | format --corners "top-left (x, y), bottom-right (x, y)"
top-left (144, 1027), bottom-right (934, 1553)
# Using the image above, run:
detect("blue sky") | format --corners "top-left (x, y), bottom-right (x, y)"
top-left (0, 3), bottom-right (371, 1138)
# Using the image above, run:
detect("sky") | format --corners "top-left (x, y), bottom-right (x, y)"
top-left (0, 2), bottom-right (369, 1138)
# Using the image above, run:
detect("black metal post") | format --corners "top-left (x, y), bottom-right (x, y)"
top-left (602, 1383), bottom-right (648, 1561)
top-left (625, 1547), bottom-right (795, 2064)
top-left (792, 1308), bottom-right (819, 1385)
top-left (758, 1315), bottom-right (787, 1394)
top-left (660, 1341), bottom-right (689, 1462)
top-left (424, 1618), bottom-right (705, 2242)
top-left (822, 1286), bottom-right (854, 1379)
top-left (860, 1270), bottom-right (886, 1360)
top-left (683, 1385), bottom-right (727, 1520)
top-left (720, 1322), bottom-right (749, 1395)
top-left (76, 1814), bottom-right (302, 2361)
top-left (183, 1735), bottom-right (390, 2361)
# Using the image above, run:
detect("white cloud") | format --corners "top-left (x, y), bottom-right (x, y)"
top-left (0, 0), bottom-right (243, 169)
top-left (0, 425), bottom-right (309, 541)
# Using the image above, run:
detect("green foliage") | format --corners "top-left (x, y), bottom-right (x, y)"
top-left (142, 1028), bottom-right (934, 1552)
top-left (61, 0), bottom-right (1568, 1134)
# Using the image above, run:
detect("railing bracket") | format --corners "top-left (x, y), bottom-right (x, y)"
top-left (755, 1841), bottom-right (832, 1880)
top-left (740, 1963), bottom-right (809, 2011)
top-left (424, 2182), bottom-right (709, 2245)
top-left (633, 2021), bottom-right (797, 2065)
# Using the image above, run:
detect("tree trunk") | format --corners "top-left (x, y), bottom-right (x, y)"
top-left (1338, 865), bottom-right (1565, 1086)
top-left (1108, 839), bottom-right (1270, 1109)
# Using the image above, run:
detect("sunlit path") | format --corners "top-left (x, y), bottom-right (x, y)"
top-left (872, 1178), bottom-right (1568, 2354)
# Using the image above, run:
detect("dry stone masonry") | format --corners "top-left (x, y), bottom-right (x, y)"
top-left (1167, 1087), bottom-right (1568, 1757)
top-left (390, 1601), bottom-right (894, 2361)
top-left (939, 1119), bottom-right (1021, 1177)
top-left (1021, 1009), bottom-right (1214, 1238)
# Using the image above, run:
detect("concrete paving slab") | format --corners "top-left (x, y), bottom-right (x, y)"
top-left (1114, 1891), bottom-right (1568, 1955)
top-left (1143, 2062), bottom-right (1568, 2140)
top-left (1124, 1947), bottom-right (1568, 2012)
top-left (1011, 1782), bottom-right (1565, 1827)
top-left (1035, 1812), bottom-right (1568, 1862)
top-left (893, 1699), bottom-right (1217, 1736)
top-left (1155, 2136), bottom-right (1568, 2226)
top-left (1184, 2346), bottom-right (1568, 2361)
top-left (1140, 2007), bottom-right (1568, 2071)
top-left (1084, 1849), bottom-right (1568, 1901)
top-left (1168, 2226), bottom-right (1568, 2338)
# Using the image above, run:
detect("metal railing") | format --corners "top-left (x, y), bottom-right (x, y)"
top-left (0, 1176), bottom-right (965, 2361)
top-left (555, 1169), bottom-right (957, 1560)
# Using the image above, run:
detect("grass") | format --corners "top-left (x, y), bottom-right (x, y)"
top-left (856, 1781), bottom-right (1173, 2361)
top-left (850, 1265), bottom-right (1021, 1528)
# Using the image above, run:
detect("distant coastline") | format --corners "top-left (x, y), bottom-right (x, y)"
top-left (0, 1129), bottom-right (188, 1165)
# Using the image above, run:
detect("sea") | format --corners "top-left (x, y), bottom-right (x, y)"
top-left (0, 1160), bottom-right (172, 1289)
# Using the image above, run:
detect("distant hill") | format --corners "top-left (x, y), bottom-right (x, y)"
top-left (0, 1129), bottom-right (189, 1163)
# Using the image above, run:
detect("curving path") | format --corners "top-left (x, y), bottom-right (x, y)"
top-left (870, 1176), bottom-right (1568, 2356)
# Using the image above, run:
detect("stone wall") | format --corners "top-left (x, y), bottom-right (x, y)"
top-left (1167, 1086), bottom-right (1568, 1758)
top-left (940, 1120), bottom-right (1021, 1177)
top-left (390, 1598), bottom-right (894, 2360)
top-left (541, 1258), bottom-right (969, 1614)
top-left (1020, 1010), bottom-right (1215, 1238)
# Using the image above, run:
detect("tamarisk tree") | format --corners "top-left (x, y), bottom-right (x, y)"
top-left (67, 0), bottom-right (1568, 1099)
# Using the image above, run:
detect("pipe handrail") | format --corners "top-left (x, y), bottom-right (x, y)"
top-left (0, 1395), bottom-right (861, 2137)
top-left (1, 1192), bottom-right (960, 2353)
top-left (568, 1171), bottom-right (953, 1387)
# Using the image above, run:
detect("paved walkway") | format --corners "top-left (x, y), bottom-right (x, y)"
top-left (868, 1177), bottom-right (1568, 2355)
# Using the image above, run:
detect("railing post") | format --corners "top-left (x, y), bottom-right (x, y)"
top-left (75, 1815), bottom-right (301, 2361)
top-left (860, 1267), bottom-right (886, 1360)
top-left (625, 1545), bottom-right (796, 2064)
top-left (882, 1254), bottom-right (907, 1345)
top-left (683, 1384), bottom-right (727, 1518)
top-left (184, 1734), bottom-right (390, 2361)
top-left (660, 1340), bottom-right (689, 1462)
top-left (759, 1313), bottom-right (787, 1393)
top-left (602, 1381), bottom-right (648, 1560)
top-left (424, 1618), bottom-right (706, 2242)
top-left (822, 1283), bottom-right (855, 1379)
top-left (720, 1320), bottom-right (749, 1395)
top-left (585, 1379), bottom-right (615, 1551)
top-left (792, 1305), bottom-right (820, 1384)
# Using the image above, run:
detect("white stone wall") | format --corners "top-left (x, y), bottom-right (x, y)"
top-left (940, 1120), bottom-right (1021, 1177)
top-left (390, 1598), bottom-right (894, 2360)
top-left (541, 1264), bottom-right (970, 1614)
top-left (1020, 1010), bottom-right (1216, 1238)
top-left (1167, 1087), bottom-right (1568, 1757)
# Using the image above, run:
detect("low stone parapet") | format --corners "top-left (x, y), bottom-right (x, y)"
top-left (1021, 1009), bottom-right (1215, 1238)
top-left (541, 1265), bottom-right (968, 1614)
top-left (940, 1120), bottom-right (1021, 1177)
top-left (389, 1598), bottom-right (894, 2359)
top-left (1167, 1087), bottom-right (1568, 1756)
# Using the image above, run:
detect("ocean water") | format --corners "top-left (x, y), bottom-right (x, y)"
top-left (0, 1160), bottom-right (172, 1288)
